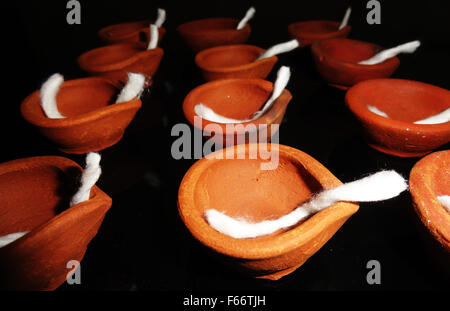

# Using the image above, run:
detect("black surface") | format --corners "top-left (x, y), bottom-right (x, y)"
top-left (0, 0), bottom-right (449, 294)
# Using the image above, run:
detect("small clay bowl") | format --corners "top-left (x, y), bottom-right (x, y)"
top-left (77, 42), bottom-right (164, 86)
top-left (311, 38), bottom-right (400, 90)
top-left (178, 143), bottom-right (359, 280)
top-left (98, 20), bottom-right (166, 45)
top-left (183, 78), bottom-right (292, 146)
top-left (177, 18), bottom-right (251, 53)
top-left (288, 20), bottom-right (351, 47)
top-left (409, 150), bottom-right (450, 255)
top-left (21, 77), bottom-right (142, 154)
top-left (0, 156), bottom-right (112, 290)
top-left (346, 79), bottom-right (450, 157)
top-left (195, 44), bottom-right (278, 81)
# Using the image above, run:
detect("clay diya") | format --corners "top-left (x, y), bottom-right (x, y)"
top-left (288, 21), bottom-right (351, 47)
top-left (77, 41), bottom-right (163, 87)
top-left (0, 156), bottom-right (112, 290)
top-left (21, 77), bottom-right (142, 154)
top-left (182, 77), bottom-right (292, 146)
top-left (288, 7), bottom-right (352, 47)
top-left (311, 38), bottom-right (402, 90)
top-left (195, 44), bottom-right (277, 81)
top-left (98, 20), bottom-right (166, 45)
top-left (178, 143), bottom-right (359, 280)
top-left (177, 18), bottom-right (251, 53)
top-left (345, 79), bottom-right (450, 157)
top-left (409, 150), bottom-right (450, 255)
top-left (195, 40), bottom-right (299, 81)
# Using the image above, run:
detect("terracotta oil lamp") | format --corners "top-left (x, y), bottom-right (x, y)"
top-left (77, 42), bottom-right (163, 87)
top-left (177, 18), bottom-right (251, 53)
top-left (311, 38), bottom-right (400, 90)
top-left (21, 77), bottom-right (142, 154)
top-left (0, 156), bottom-right (112, 290)
top-left (98, 20), bottom-right (166, 45)
top-left (410, 150), bottom-right (449, 251)
top-left (182, 78), bottom-right (292, 146)
top-left (195, 44), bottom-right (278, 81)
top-left (288, 20), bottom-right (351, 47)
top-left (345, 79), bottom-right (450, 157)
top-left (178, 143), bottom-right (359, 280)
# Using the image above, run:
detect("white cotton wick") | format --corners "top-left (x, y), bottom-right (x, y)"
top-left (147, 24), bottom-right (159, 50)
top-left (0, 231), bottom-right (29, 249)
top-left (367, 105), bottom-right (450, 125)
top-left (256, 39), bottom-right (300, 61)
top-left (236, 6), bottom-right (255, 30)
top-left (70, 152), bottom-right (102, 206)
top-left (252, 66), bottom-right (291, 119)
top-left (413, 108), bottom-right (450, 125)
top-left (368, 105), bottom-right (389, 118)
top-left (40, 73), bottom-right (65, 119)
top-left (194, 66), bottom-right (291, 124)
top-left (338, 6), bottom-right (352, 30)
top-left (154, 8), bottom-right (166, 28)
top-left (115, 73), bottom-right (146, 104)
top-left (205, 170), bottom-right (407, 239)
top-left (438, 195), bottom-right (450, 213)
top-left (359, 40), bottom-right (421, 65)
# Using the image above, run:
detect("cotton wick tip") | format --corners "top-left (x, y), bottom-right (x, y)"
top-left (414, 107), bottom-right (450, 124)
top-left (236, 6), bottom-right (255, 30)
top-left (338, 6), bottom-right (352, 30)
top-left (368, 105), bottom-right (389, 118)
top-left (194, 103), bottom-right (246, 124)
top-left (0, 231), bottom-right (30, 248)
top-left (359, 40), bottom-right (421, 65)
top-left (70, 152), bottom-right (102, 206)
top-left (115, 73), bottom-right (146, 104)
top-left (253, 66), bottom-right (291, 119)
top-left (204, 170), bottom-right (407, 239)
top-left (154, 8), bottom-right (166, 28)
top-left (256, 39), bottom-right (300, 61)
top-left (40, 73), bottom-right (65, 119)
top-left (438, 195), bottom-right (450, 213)
top-left (147, 24), bottom-right (159, 50)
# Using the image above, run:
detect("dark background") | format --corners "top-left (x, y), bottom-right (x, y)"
top-left (1, 0), bottom-right (449, 293)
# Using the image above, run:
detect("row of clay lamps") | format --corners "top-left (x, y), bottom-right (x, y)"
top-left (0, 6), bottom-right (447, 290)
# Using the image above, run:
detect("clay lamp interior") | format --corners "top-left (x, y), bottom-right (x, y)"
top-left (311, 39), bottom-right (420, 90)
top-left (178, 143), bottom-right (407, 280)
top-left (346, 78), bottom-right (450, 157)
top-left (410, 150), bottom-right (450, 254)
top-left (21, 73), bottom-right (145, 154)
top-left (288, 6), bottom-right (352, 47)
top-left (98, 8), bottom-right (167, 45)
top-left (183, 66), bottom-right (292, 145)
top-left (78, 23), bottom-right (164, 87)
top-left (177, 7), bottom-right (255, 53)
top-left (0, 153), bottom-right (111, 290)
top-left (195, 39), bottom-right (299, 81)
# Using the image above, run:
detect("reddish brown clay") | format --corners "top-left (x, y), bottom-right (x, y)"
top-left (410, 150), bottom-right (450, 254)
top-left (183, 78), bottom-right (292, 146)
top-left (346, 79), bottom-right (450, 157)
top-left (195, 44), bottom-right (278, 81)
top-left (77, 43), bottom-right (164, 87)
top-left (178, 143), bottom-right (359, 280)
top-left (0, 156), bottom-right (112, 290)
top-left (288, 20), bottom-right (351, 47)
top-left (21, 77), bottom-right (142, 154)
top-left (177, 18), bottom-right (251, 53)
top-left (98, 20), bottom-right (166, 45)
top-left (311, 38), bottom-right (400, 90)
